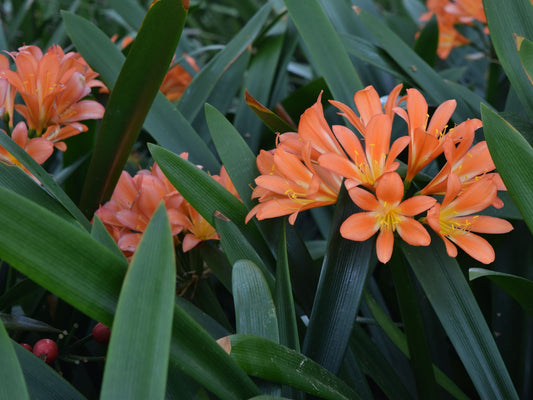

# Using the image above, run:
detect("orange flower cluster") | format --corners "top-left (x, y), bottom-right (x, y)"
top-left (420, 0), bottom-right (487, 59)
top-left (95, 155), bottom-right (238, 258)
top-left (0, 45), bottom-right (105, 166)
top-left (246, 85), bottom-right (512, 264)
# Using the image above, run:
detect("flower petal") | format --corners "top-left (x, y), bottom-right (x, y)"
top-left (376, 229), bottom-right (394, 263)
top-left (340, 212), bottom-right (379, 241)
top-left (397, 218), bottom-right (431, 246)
top-left (375, 172), bottom-right (404, 206)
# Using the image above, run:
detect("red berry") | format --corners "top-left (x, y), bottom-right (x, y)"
top-left (92, 322), bottom-right (111, 344)
top-left (20, 343), bottom-right (32, 351)
top-left (33, 339), bottom-right (58, 364)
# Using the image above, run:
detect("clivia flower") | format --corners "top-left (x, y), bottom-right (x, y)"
top-left (340, 172), bottom-right (436, 263)
top-left (425, 173), bottom-right (513, 264)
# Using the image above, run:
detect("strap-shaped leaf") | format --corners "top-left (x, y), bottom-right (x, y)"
top-left (481, 104), bottom-right (533, 233)
top-left (0, 321), bottom-right (29, 400)
top-left (78, 0), bottom-right (187, 216)
top-left (206, 103), bottom-right (259, 210)
top-left (283, 0), bottom-right (364, 105)
top-left (470, 268), bottom-right (533, 317)
top-left (227, 334), bottom-right (359, 400)
top-left (484, 0), bottom-right (533, 120)
top-left (302, 185), bottom-right (375, 373)
top-left (233, 260), bottom-right (279, 343)
top-left (400, 235), bottom-right (519, 400)
top-left (244, 90), bottom-right (296, 134)
top-left (100, 204), bottom-right (175, 400)
top-left (517, 36), bottom-right (533, 85)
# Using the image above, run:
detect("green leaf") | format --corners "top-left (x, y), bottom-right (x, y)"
top-left (206, 103), bottom-right (258, 210)
top-left (0, 322), bottom-right (29, 400)
top-left (62, 11), bottom-right (219, 171)
top-left (470, 268), bottom-right (533, 317)
top-left (233, 260), bottom-right (279, 343)
top-left (14, 340), bottom-right (85, 400)
top-left (175, 297), bottom-right (229, 339)
top-left (78, 0), bottom-right (188, 216)
top-left (0, 187), bottom-right (127, 326)
top-left (91, 216), bottom-right (126, 259)
top-left (228, 334), bottom-right (360, 400)
top-left (413, 14), bottom-right (438, 67)
top-left (283, 0), bottom-right (364, 105)
top-left (108, 0), bottom-right (146, 30)
top-left (215, 217), bottom-right (274, 290)
top-left (274, 221), bottom-right (300, 351)
top-left (481, 104), bottom-right (533, 233)
top-left (149, 144), bottom-right (274, 267)
top-left (400, 234), bottom-right (519, 400)
top-left (484, 0), bottom-right (533, 120)
top-left (302, 185), bottom-right (375, 373)
top-left (390, 252), bottom-right (437, 399)
top-left (100, 204), bottom-right (175, 400)
top-left (177, 3), bottom-right (272, 122)
top-left (0, 313), bottom-right (60, 332)
top-left (0, 133), bottom-right (91, 231)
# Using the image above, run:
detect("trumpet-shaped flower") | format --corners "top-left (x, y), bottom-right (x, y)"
top-left (160, 55), bottom-right (199, 101)
top-left (426, 173), bottom-right (513, 264)
top-left (0, 45), bottom-right (104, 147)
top-left (0, 121), bottom-right (54, 169)
top-left (341, 172), bottom-right (436, 263)
top-left (319, 113), bottom-right (409, 189)
top-left (419, 0), bottom-right (474, 59)
top-left (246, 146), bottom-right (340, 225)
top-left (394, 88), bottom-right (460, 182)
top-left (95, 158), bottom-right (228, 257)
top-left (329, 84), bottom-right (403, 137)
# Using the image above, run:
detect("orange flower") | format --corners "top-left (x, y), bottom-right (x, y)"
top-left (426, 173), bottom-right (513, 264)
top-left (0, 121), bottom-right (54, 168)
top-left (340, 172), bottom-right (436, 263)
top-left (95, 159), bottom-right (229, 256)
top-left (160, 55), bottom-right (199, 102)
top-left (246, 147), bottom-right (340, 225)
top-left (420, 0), bottom-right (473, 59)
top-left (319, 113), bottom-right (409, 190)
top-left (329, 84), bottom-right (403, 136)
top-left (394, 88), bottom-right (459, 182)
top-left (0, 55), bottom-right (16, 127)
top-left (0, 45), bottom-right (104, 148)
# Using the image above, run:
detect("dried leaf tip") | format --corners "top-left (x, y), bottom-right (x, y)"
top-left (352, 5), bottom-right (361, 15)
top-left (182, 0), bottom-right (190, 10)
top-left (216, 336), bottom-right (231, 354)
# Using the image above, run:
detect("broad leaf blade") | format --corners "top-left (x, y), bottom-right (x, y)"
top-left (233, 260), bottom-right (279, 343)
top-left (227, 334), bottom-right (360, 400)
top-left (0, 321), bottom-right (29, 400)
top-left (481, 104), bottom-right (533, 233)
top-left (79, 0), bottom-right (188, 216)
top-left (100, 205), bottom-right (175, 400)
top-left (470, 268), bottom-right (533, 317)
top-left (400, 235), bottom-right (519, 400)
